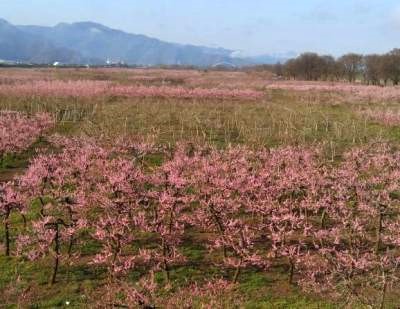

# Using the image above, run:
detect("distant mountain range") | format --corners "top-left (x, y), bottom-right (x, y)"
top-left (0, 18), bottom-right (292, 67)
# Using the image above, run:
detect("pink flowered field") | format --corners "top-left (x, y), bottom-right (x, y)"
top-left (0, 111), bottom-right (54, 157)
top-left (359, 109), bottom-right (400, 126)
top-left (4, 68), bottom-right (400, 102)
top-left (3, 138), bottom-right (400, 307)
top-left (266, 80), bottom-right (400, 101)
top-left (0, 80), bottom-right (264, 100)
top-left (3, 68), bottom-right (400, 306)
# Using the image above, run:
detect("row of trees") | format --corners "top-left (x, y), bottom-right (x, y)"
top-left (0, 111), bottom-right (54, 166)
top-left (2, 131), bottom-right (400, 307)
top-left (276, 49), bottom-right (400, 85)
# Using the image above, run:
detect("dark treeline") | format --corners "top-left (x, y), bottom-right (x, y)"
top-left (267, 49), bottom-right (400, 86)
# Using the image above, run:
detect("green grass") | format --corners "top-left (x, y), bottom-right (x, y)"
top-left (2, 90), bottom-right (396, 152)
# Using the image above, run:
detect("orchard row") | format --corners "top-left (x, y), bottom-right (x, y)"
top-left (1, 112), bottom-right (400, 307)
top-left (0, 80), bottom-right (263, 100)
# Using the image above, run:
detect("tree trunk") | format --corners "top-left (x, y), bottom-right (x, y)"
top-left (4, 205), bottom-right (10, 256)
top-left (320, 208), bottom-right (327, 229)
top-left (21, 213), bottom-right (27, 230)
top-left (51, 223), bottom-right (60, 285)
top-left (208, 204), bottom-right (227, 258)
top-left (375, 206), bottom-right (384, 255)
top-left (39, 197), bottom-right (46, 217)
top-left (162, 239), bottom-right (170, 282)
top-left (233, 259), bottom-right (243, 283)
top-left (67, 236), bottom-right (74, 258)
top-left (289, 259), bottom-right (295, 284)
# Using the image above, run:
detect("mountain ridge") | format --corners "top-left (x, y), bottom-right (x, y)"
top-left (0, 19), bottom-right (288, 66)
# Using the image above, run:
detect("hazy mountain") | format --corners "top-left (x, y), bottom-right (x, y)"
top-left (231, 50), bottom-right (297, 65)
top-left (246, 52), bottom-right (297, 64)
top-left (18, 21), bottom-right (241, 66)
top-left (0, 18), bottom-right (90, 64)
top-left (0, 18), bottom-right (288, 66)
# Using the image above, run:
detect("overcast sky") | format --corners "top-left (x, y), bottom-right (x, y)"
top-left (1, 0), bottom-right (400, 56)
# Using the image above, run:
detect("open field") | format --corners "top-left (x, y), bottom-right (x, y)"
top-left (2, 68), bottom-right (400, 308)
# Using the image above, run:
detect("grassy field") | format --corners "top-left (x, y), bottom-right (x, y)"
top-left (1, 68), bottom-right (400, 308)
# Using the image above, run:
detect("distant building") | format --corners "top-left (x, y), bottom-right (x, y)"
top-left (212, 62), bottom-right (237, 70)
top-left (0, 59), bottom-right (18, 65)
top-left (105, 58), bottom-right (128, 67)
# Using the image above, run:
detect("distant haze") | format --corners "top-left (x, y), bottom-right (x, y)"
top-left (0, 18), bottom-right (292, 66)
top-left (0, 0), bottom-right (399, 56)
